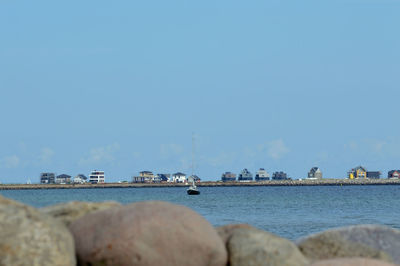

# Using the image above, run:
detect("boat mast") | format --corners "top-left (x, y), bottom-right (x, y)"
top-left (191, 132), bottom-right (195, 177)
top-left (192, 132), bottom-right (195, 186)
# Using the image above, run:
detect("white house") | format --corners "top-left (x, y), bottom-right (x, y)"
top-left (73, 174), bottom-right (88, 184)
top-left (255, 168), bottom-right (270, 181)
top-left (56, 174), bottom-right (72, 184)
top-left (172, 172), bottom-right (186, 183)
top-left (89, 170), bottom-right (105, 184)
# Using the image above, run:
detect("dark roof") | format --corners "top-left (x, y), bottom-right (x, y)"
top-left (240, 168), bottom-right (251, 174)
top-left (140, 171), bottom-right (153, 174)
top-left (41, 172), bottom-right (55, 176)
top-left (157, 174), bottom-right (169, 181)
top-left (388, 170), bottom-right (400, 174)
top-left (76, 174), bottom-right (88, 179)
top-left (57, 174), bottom-right (71, 178)
top-left (309, 167), bottom-right (320, 174)
top-left (353, 166), bottom-right (367, 172)
top-left (367, 171), bottom-right (381, 178)
top-left (222, 172), bottom-right (236, 177)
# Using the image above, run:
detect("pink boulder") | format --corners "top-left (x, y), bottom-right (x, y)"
top-left (311, 258), bottom-right (397, 266)
top-left (69, 201), bottom-right (227, 266)
top-left (216, 224), bottom-right (253, 244)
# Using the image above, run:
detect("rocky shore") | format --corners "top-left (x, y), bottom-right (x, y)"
top-left (1, 178), bottom-right (400, 190)
top-left (1, 195), bottom-right (400, 266)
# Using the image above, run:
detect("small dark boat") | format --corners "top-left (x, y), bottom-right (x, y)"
top-left (187, 184), bottom-right (200, 195)
top-left (187, 175), bottom-right (200, 195)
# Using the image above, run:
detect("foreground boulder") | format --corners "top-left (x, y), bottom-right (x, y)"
top-left (0, 195), bottom-right (76, 266)
top-left (216, 223), bottom-right (253, 244)
top-left (218, 224), bottom-right (308, 266)
top-left (40, 200), bottom-right (121, 226)
top-left (70, 200), bottom-right (227, 266)
top-left (297, 225), bottom-right (399, 263)
top-left (311, 258), bottom-right (397, 266)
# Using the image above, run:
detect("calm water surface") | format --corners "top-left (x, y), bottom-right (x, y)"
top-left (2, 185), bottom-right (400, 240)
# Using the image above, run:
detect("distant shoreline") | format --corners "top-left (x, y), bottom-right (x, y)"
top-left (1, 178), bottom-right (400, 190)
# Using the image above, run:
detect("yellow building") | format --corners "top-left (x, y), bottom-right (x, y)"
top-left (139, 171), bottom-right (154, 178)
top-left (133, 171), bottom-right (155, 183)
top-left (348, 166), bottom-right (367, 179)
top-left (139, 171), bottom-right (154, 182)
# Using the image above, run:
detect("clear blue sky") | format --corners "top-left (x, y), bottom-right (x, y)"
top-left (1, 0), bottom-right (399, 183)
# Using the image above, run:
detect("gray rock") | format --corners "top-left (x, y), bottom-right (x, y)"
top-left (297, 225), bottom-right (399, 263)
top-left (0, 195), bottom-right (76, 266)
top-left (216, 224), bottom-right (253, 245)
top-left (70, 200), bottom-right (227, 266)
top-left (311, 258), bottom-right (397, 266)
top-left (40, 200), bottom-right (121, 226)
top-left (227, 226), bottom-right (309, 266)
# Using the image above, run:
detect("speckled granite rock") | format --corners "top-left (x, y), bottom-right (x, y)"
top-left (70, 200), bottom-right (227, 266)
top-left (40, 200), bottom-right (121, 226)
top-left (297, 225), bottom-right (399, 263)
top-left (226, 226), bottom-right (309, 266)
top-left (311, 258), bottom-right (397, 266)
top-left (0, 195), bottom-right (76, 266)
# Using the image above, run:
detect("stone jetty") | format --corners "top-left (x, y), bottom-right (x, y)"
top-left (1, 178), bottom-right (400, 190)
top-left (1, 195), bottom-right (400, 266)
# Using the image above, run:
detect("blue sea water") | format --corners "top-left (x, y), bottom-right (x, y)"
top-left (2, 185), bottom-right (400, 240)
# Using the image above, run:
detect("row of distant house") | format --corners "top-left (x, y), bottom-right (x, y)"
top-left (222, 166), bottom-right (400, 182)
top-left (222, 168), bottom-right (287, 182)
top-left (132, 169), bottom-right (307, 183)
top-left (40, 170), bottom-right (105, 184)
top-left (132, 171), bottom-right (200, 183)
top-left (38, 166), bottom-right (400, 184)
top-left (221, 167), bottom-right (322, 182)
top-left (131, 167), bottom-right (322, 183)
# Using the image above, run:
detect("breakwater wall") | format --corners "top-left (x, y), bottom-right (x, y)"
top-left (1, 178), bottom-right (400, 190)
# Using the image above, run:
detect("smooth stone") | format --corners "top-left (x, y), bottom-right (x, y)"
top-left (0, 195), bottom-right (76, 266)
top-left (297, 225), bottom-right (399, 263)
top-left (227, 226), bottom-right (309, 266)
top-left (216, 224), bottom-right (253, 244)
top-left (40, 200), bottom-right (121, 226)
top-left (311, 258), bottom-right (397, 266)
top-left (70, 200), bottom-right (227, 266)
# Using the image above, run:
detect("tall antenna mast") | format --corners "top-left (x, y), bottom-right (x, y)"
top-left (192, 132), bottom-right (195, 177)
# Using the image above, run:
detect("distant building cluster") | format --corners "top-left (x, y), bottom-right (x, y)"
top-left (37, 165), bottom-right (400, 185)
top-left (221, 168), bottom-right (294, 182)
top-left (132, 171), bottom-right (201, 184)
top-left (347, 166), bottom-right (380, 179)
top-left (346, 166), bottom-right (400, 179)
top-left (220, 166), bottom-right (400, 182)
top-left (40, 170), bottom-right (104, 184)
